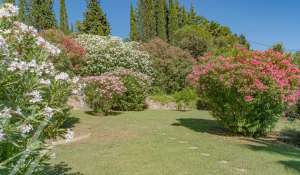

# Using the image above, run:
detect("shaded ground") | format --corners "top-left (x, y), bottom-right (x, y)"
top-left (52, 110), bottom-right (300, 175)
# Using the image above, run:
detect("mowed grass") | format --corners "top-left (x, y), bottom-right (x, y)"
top-left (51, 110), bottom-right (300, 175)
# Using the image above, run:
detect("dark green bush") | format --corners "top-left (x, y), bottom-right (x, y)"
top-left (173, 25), bottom-right (213, 57)
top-left (141, 38), bottom-right (194, 93)
top-left (196, 98), bottom-right (210, 110)
top-left (113, 75), bottom-right (147, 111)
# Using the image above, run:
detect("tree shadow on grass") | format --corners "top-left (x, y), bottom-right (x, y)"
top-left (278, 129), bottom-right (300, 147)
top-left (243, 138), bottom-right (300, 174)
top-left (42, 162), bottom-right (84, 175)
top-left (172, 118), bottom-right (231, 136)
top-left (279, 160), bottom-right (300, 173)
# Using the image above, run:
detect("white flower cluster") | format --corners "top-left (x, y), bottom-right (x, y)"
top-left (0, 107), bottom-right (12, 119)
top-left (0, 34), bottom-right (8, 55)
top-left (7, 59), bottom-right (55, 76)
top-left (65, 129), bottom-right (74, 143)
top-left (0, 128), bottom-right (5, 141)
top-left (26, 90), bottom-right (43, 104)
top-left (36, 36), bottom-right (61, 56)
top-left (40, 79), bottom-right (51, 86)
top-left (12, 22), bottom-right (61, 56)
top-left (19, 124), bottom-right (33, 134)
top-left (75, 34), bottom-right (153, 76)
top-left (43, 106), bottom-right (54, 120)
top-left (55, 72), bottom-right (70, 81)
top-left (0, 3), bottom-right (18, 18)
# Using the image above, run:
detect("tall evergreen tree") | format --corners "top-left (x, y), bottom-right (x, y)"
top-left (18, 0), bottom-right (26, 22)
top-left (142, 0), bottom-right (156, 40)
top-left (60, 0), bottom-right (69, 33)
top-left (155, 0), bottom-right (167, 40)
top-left (30, 0), bottom-right (56, 31)
top-left (130, 1), bottom-right (138, 41)
top-left (136, 0), bottom-right (144, 40)
top-left (168, 0), bottom-right (178, 42)
top-left (188, 1), bottom-right (197, 25)
top-left (78, 0), bottom-right (110, 36)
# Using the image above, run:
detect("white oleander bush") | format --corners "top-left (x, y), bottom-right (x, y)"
top-left (75, 34), bottom-right (153, 76)
top-left (0, 3), bottom-right (80, 174)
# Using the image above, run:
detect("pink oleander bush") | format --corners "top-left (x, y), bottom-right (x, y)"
top-left (83, 75), bottom-right (126, 115)
top-left (104, 68), bottom-right (152, 111)
top-left (188, 48), bottom-right (300, 136)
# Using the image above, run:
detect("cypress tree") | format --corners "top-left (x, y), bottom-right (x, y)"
top-left (130, 1), bottom-right (138, 41)
top-left (188, 2), bottom-right (197, 25)
top-left (143, 0), bottom-right (156, 40)
top-left (155, 0), bottom-right (167, 40)
top-left (18, 0), bottom-right (26, 22)
top-left (168, 0), bottom-right (178, 42)
top-left (30, 0), bottom-right (57, 31)
top-left (60, 0), bottom-right (69, 33)
top-left (136, 0), bottom-right (144, 40)
top-left (78, 0), bottom-right (111, 36)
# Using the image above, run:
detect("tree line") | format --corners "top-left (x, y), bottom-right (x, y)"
top-left (130, 0), bottom-right (250, 50)
top-left (2, 0), bottom-right (111, 35)
top-left (2, 0), bottom-right (250, 51)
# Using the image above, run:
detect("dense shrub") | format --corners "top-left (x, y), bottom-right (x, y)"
top-left (173, 88), bottom-right (197, 111)
top-left (104, 69), bottom-right (151, 111)
top-left (173, 25), bottom-right (213, 57)
top-left (141, 38), bottom-right (195, 93)
top-left (188, 49), bottom-right (300, 137)
top-left (0, 4), bottom-right (79, 174)
top-left (83, 75), bottom-right (126, 115)
top-left (75, 34), bottom-right (153, 76)
top-left (196, 98), bottom-right (210, 110)
top-left (41, 29), bottom-right (86, 74)
top-left (285, 99), bottom-right (300, 121)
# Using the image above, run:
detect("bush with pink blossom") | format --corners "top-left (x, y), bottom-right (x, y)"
top-left (188, 48), bottom-right (300, 136)
top-left (83, 75), bottom-right (126, 115)
top-left (104, 68), bottom-right (152, 111)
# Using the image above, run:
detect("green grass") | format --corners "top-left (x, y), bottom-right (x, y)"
top-left (51, 110), bottom-right (300, 175)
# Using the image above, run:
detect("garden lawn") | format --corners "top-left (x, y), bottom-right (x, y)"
top-left (51, 110), bottom-right (300, 175)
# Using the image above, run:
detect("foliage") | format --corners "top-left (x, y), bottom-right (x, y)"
top-left (168, 0), bottom-right (179, 43)
top-left (41, 29), bottom-right (86, 73)
top-left (29, 0), bottom-right (57, 31)
top-left (188, 48), bottom-right (300, 136)
top-left (130, 2), bottom-right (138, 41)
top-left (75, 34), bottom-right (153, 76)
top-left (173, 88), bottom-right (197, 111)
top-left (83, 75), bottom-right (126, 115)
top-left (18, 0), bottom-right (26, 22)
top-left (149, 94), bottom-right (175, 104)
top-left (132, 0), bottom-right (250, 49)
top-left (271, 42), bottom-right (285, 53)
top-left (155, 0), bottom-right (167, 40)
top-left (59, 0), bottom-right (69, 33)
top-left (141, 38), bottom-right (194, 93)
top-left (0, 4), bottom-right (79, 174)
top-left (105, 69), bottom-right (151, 111)
top-left (196, 98), bottom-right (210, 110)
top-left (173, 25), bottom-right (213, 57)
top-left (77, 0), bottom-right (110, 36)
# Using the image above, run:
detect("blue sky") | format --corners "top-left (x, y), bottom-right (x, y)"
top-left (53, 0), bottom-right (300, 51)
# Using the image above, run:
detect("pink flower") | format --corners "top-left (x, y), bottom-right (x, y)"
top-left (244, 96), bottom-right (253, 102)
top-left (251, 59), bottom-right (261, 65)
